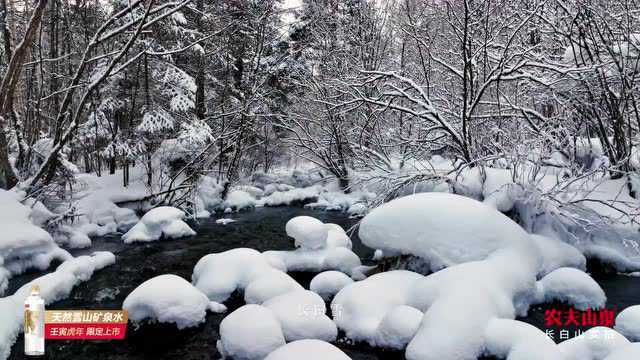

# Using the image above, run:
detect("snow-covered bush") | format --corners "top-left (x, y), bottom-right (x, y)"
top-left (122, 206), bottom-right (195, 243)
top-left (123, 274), bottom-right (226, 329)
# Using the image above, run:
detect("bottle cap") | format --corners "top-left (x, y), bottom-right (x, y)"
top-left (30, 284), bottom-right (40, 295)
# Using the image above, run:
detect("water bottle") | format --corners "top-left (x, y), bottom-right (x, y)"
top-left (24, 284), bottom-right (45, 356)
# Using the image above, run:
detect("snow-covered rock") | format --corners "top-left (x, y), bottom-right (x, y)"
top-left (558, 327), bottom-right (630, 360)
top-left (0, 252), bottom-right (115, 360)
top-left (536, 267), bottom-right (606, 310)
top-left (374, 305), bottom-right (423, 350)
top-left (216, 218), bottom-right (236, 225)
top-left (0, 190), bottom-right (70, 296)
top-left (531, 234), bottom-right (587, 276)
top-left (309, 271), bottom-right (354, 301)
top-left (223, 190), bottom-right (256, 210)
top-left (286, 216), bottom-right (328, 250)
top-left (332, 270), bottom-right (424, 343)
top-left (484, 318), bottom-right (562, 360)
top-left (615, 305), bottom-right (640, 341)
top-left (192, 248), bottom-right (292, 303)
top-left (217, 304), bottom-right (286, 360)
top-left (264, 218), bottom-right (362, 276)
top-left (604, 343), bottom-right (640, 360)
top-left (358, 193), bottom-right (531, 271)
top-left (122, 206), bottom-right (195, 243)
top-left (123, 274), bottom-right (226, 329)
top-left (263, 290), bottom-right (337, 342)
top-left (265, 340), bottom-right (351, 360)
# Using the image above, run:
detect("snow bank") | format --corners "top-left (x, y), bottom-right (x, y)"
top-left (123, 274), bottom-right (226, 329)
top-left (0, 190), bottom-right (70, 296)
top-left (264, 218), bottom-right (362, 276)
top-left (192, 248), bottom-right (296, 303)
top-left (0, 252), bottom-right (115, 360)
top-left (309, 271), bottom-right (354, 301)
top-left (217, 304), bottom-right (286, 360)
top-left (535, 267), bottom-right (606, 310)
top-left (558, 327), bottom-right (630, 360)
top-left (265, 340), bottom-right (351, 360)
top-left (615, 305), bottom-right (640, 341)
top-left (359, 193), bottom-right (531, 271)
top-left (258, 186), bottom-right (321, 207)
top-left (122, 206), bottom-right (195, 243)
top-left (263, 290), bottom-right (337, 342)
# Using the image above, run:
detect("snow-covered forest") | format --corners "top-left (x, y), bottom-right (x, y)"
top-left (1, 0), bottom-right (640, 359)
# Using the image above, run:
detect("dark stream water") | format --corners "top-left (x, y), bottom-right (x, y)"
top-left (7, 207), bottom-right (640, 359)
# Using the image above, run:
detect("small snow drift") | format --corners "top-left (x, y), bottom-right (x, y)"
top-left (605, 343), bottom-right (640, 360)
top-left (309, 271), bottom-right (354, 301)
top-left (123, 274), bottom-right (226, 330)
top-left (192, 248), bottom-right (298, 303)
top-left (122, 206), bottom-right (195, 243)
top-left (483, 318), bottom-right (562, 360)
top-left (264, 219), bottom-right (362, 276)
top-left (217, 304), bottom-right (286, 360)
top-left (531, 234), bottom-right (587, 276)
top-left (223, 190), bottom-right (256, 211)
top-left (615, 305), bottom-right (640, 341)
top-left (358, 192), bottom-right (530, 271)
top-left (558, 327), bottom-right (631, 360)
top-left (0, 252), bottom-right (115, 360)
top-left (265, 339), bottom-right (352, 360)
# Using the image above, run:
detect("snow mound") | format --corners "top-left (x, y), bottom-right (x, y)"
top-left (358, 193), bottom-right (530, 271)
top-left (374, 305), bottom-right (423, 349)
top-left (0, 252), bottom-right (115, 360)
top-left (531, 234), bottom-right (587, 276)
top-left (265, 340), bottom-right (351, 360)
top-left (223, 190), bottom-right (256, 211)
top-left (216, 218), bottom-right (236, 225)
top-left (123, 274), bottom-right (226, 329)
top-left (192, 248), bottom-right (293, 303)
top-left (558, 327), bottom-right (630, 360)
top-left (536, 267), bottom-right (606, 310)
top-left (217, 304), bottom-right (286, 360)
top-left (263, 290), bottom-right (337, 342)
top-left (614, 305), bottom-right (640, 341)
top-left (309, 271), bottom-right (354, 301)
top-left (0, 190), bottom-right (68, 295)
top-left (332, 270), bottom-right (424, 343)
top-left (258, 186), bottom-right (321, 207)
top-left (122, 206), bottom-right (195, 243)
top-left (484, 318), bottom-right (562, 360)
top-left (604, 343), bottom-right (640, 360)
top-left (286, 216), bottom-right (328, 250)
top-left (264, 218), bottom-right (362, 276)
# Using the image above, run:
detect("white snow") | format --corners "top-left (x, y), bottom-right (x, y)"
top-left (558, 327), bottom-right (631, 360)
top-left (216, 218), bottom-right (236, 225)
top-left (264, 340), bottom-right (351, 360)
top-left (604, 343), bottom-right (640, 360)
top-left (535, 267), bottom-right (606, 310)
top-left (122, 206), bottom-right (195, 243)
top-left (223, 190), bottom-right (256, 210)
top-left (286, 216), bottom-right (328, 250)
top-left (309, 271), bottom-right (354, 300)
top-left (123, 274), bottom-right (226, 329)
top-left (614, 305), bottom-right (640, 341)
top-left (263, 290), bottom-right (337, 342)
top-left (192, 248), bottom-right (294, 304)
top-left (217, 304), bottom-right (286, 360)
top-left (264, 218), bottom-right (362, 276)
top-left (0, 252), bottom-right (115, 360)
top-left (374, 305), bottom-right (423, 350)
top-left (358, 192), bottom-right (531, 271)
top-left (531, 234), bottom-right (587, 276)
top-left (0, 189), bottom-right (70, 296)
top-left (483, 318), bottom-right (562, 360)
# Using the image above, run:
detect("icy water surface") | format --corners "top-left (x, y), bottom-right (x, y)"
top-left (7, 207), bottom-right (640, 359)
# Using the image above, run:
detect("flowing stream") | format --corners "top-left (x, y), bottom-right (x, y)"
top-left (7, 207), bottom-right (640, 359)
